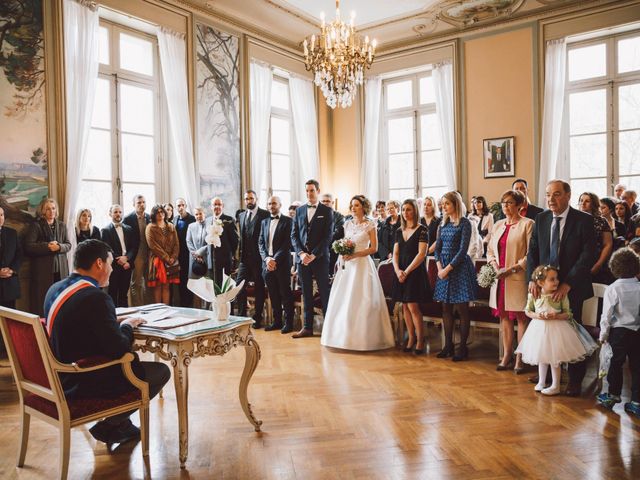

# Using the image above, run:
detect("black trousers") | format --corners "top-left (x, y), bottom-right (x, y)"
top-left (607, 327), bottom-right (640, 402)
top-left (264, 265), bottom-right (294, 328)
top-left (108, 266), bottom-right (133, 308)
top-left (107, 361), bottom-right (171, 424)
top-left (567, 297), bottom-right (587, 386)
top-left (177, 255), bottom-right (193, 307)
top-left (236, 259), bottom-right (265, 321)
top-left (298, 257), bottom-right (330, 330)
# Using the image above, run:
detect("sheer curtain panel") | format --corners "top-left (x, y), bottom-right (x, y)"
top-left (289, 75), bottom-right (320, 200)
top-left (63, 0), bottom-right (100, 269)
top-left (361, 77), bottom-right (382, 201)
top-left (433, 61), bottom-right (457, 191)
top-left (538, 39), bottom-right (568, 205)
top-left (157, 27), bottom-right (199, 210)
top-left (249, 61), bottom-right (273, 200)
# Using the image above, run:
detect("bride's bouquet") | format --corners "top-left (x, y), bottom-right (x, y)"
top-left (477, 263), bottom-right (498, 288)
top-left (332, 238), bottom-right (356, 269)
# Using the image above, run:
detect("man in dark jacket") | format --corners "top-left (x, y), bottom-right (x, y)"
top-left (0, 206), bottom-right (22, 309)
top-left (123, 194), bottom-right (151, 306)
top-left (205, 197), bottom-right (239, 285)
top-left (173, 198), bottom-right (196, 306)
top-left (101, 204), bottom-right (136, 307)
top-left (45, 240), bottom-right (169, 444)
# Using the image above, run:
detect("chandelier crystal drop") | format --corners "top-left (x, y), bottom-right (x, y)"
top-left (303, 0), bottom-right (376, 109)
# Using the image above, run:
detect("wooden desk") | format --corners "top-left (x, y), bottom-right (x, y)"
top-left (133, 309), bottom-right (262, 468)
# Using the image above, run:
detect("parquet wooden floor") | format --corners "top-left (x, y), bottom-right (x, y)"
top-left (1, 328), bottom-right (639, 479)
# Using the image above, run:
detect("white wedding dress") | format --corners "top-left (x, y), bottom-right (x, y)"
top-left (321, 219), bottom-right (395, 351)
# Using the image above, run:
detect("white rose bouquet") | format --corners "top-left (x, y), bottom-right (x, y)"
top-left (477, 263), bottom-right (498, 288)
top-left (205, 219), bottom-right (224, 248)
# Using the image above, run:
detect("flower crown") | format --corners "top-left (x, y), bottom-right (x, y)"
top-left (531, 264), bottom-right (559, 282)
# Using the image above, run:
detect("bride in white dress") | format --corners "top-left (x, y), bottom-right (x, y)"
top-left (321, 195), bottom-right (395, 351)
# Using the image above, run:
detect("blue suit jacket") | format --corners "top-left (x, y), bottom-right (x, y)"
top-left (291, 203), bottom-right (333, 264)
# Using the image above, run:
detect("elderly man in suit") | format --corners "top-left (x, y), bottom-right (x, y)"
top-left (0, 206), bottom-right (22, 309)
top-left (101, 204), bottom-right (136, 307)
top-left (527, 179), bottom-right (597, 396)
top-left (205, 197), bottom-right (239, 286)
top-left (186, 207), bottom-right (209, 279)
top-left (123, 194), bottom-right (151, 306)
top-left (259, 196), bottom-right (294, 333)
top-left (236, 190), bottom-right (270, 327)
top-left (291, 179), bottom-right (334, 338)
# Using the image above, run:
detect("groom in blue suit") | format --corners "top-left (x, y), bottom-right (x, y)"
top-left (291, 179), bottom-right (334, 337)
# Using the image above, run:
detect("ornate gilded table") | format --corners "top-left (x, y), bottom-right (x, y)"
top-left (133, 309), bottom-right (262, 468)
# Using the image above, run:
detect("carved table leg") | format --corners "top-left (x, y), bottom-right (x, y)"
top-left (239, 336), bottom-right (263, 432)
top-left (170, 346), bottom-right (191, 468)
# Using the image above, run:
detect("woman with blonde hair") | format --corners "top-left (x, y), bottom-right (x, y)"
top-left (487, 190), bottom-right (533, 372)
top-left (24, 198), bottom-right (72, 316)
top-left (75, 208), bottom-right (101, 243)
top-left (433, 191), bottom-right (477, 361)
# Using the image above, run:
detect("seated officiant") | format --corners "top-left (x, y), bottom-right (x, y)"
top-left (45, 239), bottom-right (170, 445)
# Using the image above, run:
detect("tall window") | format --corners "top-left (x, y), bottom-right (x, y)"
top-left (267, 76), bottom-right (295, 208)
top-left (382, 71), bottom-right (447, 202)
top-left (78, 21), bottom-right (161, 227)
top-left (566, 30), bottom-right (640, 200)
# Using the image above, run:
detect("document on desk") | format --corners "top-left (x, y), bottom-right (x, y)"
top-left (139, 315), bottom-right (210, 330)
top-left (116, 307), bottom-right (140, 316)
top-left (138, 308), bottom-right (178, 322)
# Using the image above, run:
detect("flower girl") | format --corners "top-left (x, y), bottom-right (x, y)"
top-left (516, 265), bottom-right (597, 396)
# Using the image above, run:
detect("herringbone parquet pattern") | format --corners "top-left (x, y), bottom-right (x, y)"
top-left (1, 328), bottom-right (638, 479)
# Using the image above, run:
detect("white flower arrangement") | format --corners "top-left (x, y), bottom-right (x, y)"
top-left (477, 264), bottom-right (498, 288)
top-left (205, 219), bottom-right (224, 248)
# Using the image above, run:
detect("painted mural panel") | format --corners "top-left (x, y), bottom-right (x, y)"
top-left (195, 22), bottom-right (241, 215)
top-left (0, 0), bottom-right (48, 223)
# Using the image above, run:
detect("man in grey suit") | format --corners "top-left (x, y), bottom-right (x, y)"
top-left (186, 207), bottom-right (209, 279)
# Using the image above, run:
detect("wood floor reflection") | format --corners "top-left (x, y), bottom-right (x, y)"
top-left (1, 328), bottom-right (639, 479)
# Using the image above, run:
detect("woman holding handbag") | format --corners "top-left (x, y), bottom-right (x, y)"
top-left (146, 204), bottom-right (180, 304)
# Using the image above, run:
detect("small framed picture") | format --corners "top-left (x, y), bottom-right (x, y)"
top-left (483, 136), bottom-right (515, 178)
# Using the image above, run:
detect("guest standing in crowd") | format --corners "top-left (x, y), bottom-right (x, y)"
top-left (24, 198), bottom-right (71, 316)
top-left (392, 199), bottom-right (431, 354)
top-left (123, 194), bottom-right (150, 306)
top-left (434, 191), bottom-right (477, 361)
top-left (75, 208), bottom-right (101, 243)
top-left (236, 190), bottom-right (269, 328)
top-left (614, 183), bottom-right (626, 201)
top-left (420, 195), bottom-right (441, 255)
top-left (600, 197), bottom-right (627, 241)
top-left (164, 203), bottom-right (175, 224)
top-left (527, 180), bottom-right (596, 396)
top-left (206, 197), bottom-right (239, 285)
top-left (146, 204), bottom-right (180, 304)
top-left (173, 198), bottom-right (195, 307)
top-left (288, 204), bottom-right (298, 219)
top-left (0, 206), bottom-right (22, 309)
top-left (621, 190), bottom-right (639, 216)
top-left (579, 192), bottom-right (614, 284)
top-left (259, 196), bottom-right (294, 333)
top-left (291, 179), bottom-right (333, 338)
top-left (487, 190), bottom-right (533, 373)
top-left (186, 206), bottom-right (210, 288)
top-left (378, 200), bottom-right (400, 261)
top-left (509, 178), bottom-right (544, 221)
top-left (101, 204), bottom-right (135, 307)
top-left (321, 193), bottom-right (345, 275)
top-left (374, 200), bottom-right (387, 225)
top-left (468, 195), bottom-right (494, 256)
top-left (615, 200), bottom-right (633, 240)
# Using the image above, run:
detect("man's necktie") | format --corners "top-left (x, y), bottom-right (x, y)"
top-left (549, 216), bottom-right (561, 267)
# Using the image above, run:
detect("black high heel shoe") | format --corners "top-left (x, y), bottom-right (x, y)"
top-left (403, 339), bottom-right (416, 353)
top-left (452, 346), bottom-right (469, 362)
top-left (414, 344), bottom-right (426, 355)
top-left (436, 345), bottom-right (454, 358)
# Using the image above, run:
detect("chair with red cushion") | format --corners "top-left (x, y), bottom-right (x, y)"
top-left (0, 306), bottom-right (150, 480)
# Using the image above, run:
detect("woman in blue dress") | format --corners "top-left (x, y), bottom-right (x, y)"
top-left (434, 191), bottom-right (478, 361)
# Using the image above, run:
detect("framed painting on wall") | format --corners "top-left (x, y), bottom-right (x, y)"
top-left (483, 136), bottom-right (515, 178)
top-left (194, 19), bottom-right (241, 215)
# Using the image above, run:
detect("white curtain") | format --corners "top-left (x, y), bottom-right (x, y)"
top-left (538, 39), bottom-right (568, 205)
top-left (63, 0), bottom-right (99, 269)
top-left (289, 75), bottom-right (320, 201)
top-left (249, 61), bottom-right (273, 202)
top-left (360, 77), bottom-right (383, 201)
top-left (432, 60), bottom-right (457, 191)
top-left (157, 27), bottom-right (199, 210)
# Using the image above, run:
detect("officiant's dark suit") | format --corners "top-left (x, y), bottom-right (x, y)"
top-left (527, 201), bottom-right (596, 395)
top-left (0, 224), bottom-right (22, 308)
top-left (259, 213), bottom-right (294, 332)
top-left (236, 206), bottom-right (270, 325)
top-left (101, 222), bottom-right (136, 307)
top-left (292, 202), bottom-right (333, 332)
top-left (205, 213), bottom-right (239, 285)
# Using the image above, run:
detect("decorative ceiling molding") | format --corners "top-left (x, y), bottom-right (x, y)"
top-left (436, 0), bottom-right (527, 28)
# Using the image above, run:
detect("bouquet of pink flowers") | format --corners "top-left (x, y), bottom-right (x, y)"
top-left (332, 238), bottom-right (356, 269)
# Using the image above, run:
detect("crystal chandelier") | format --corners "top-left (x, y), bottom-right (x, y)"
top-left (303, 0), bottom-right (377, 109)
